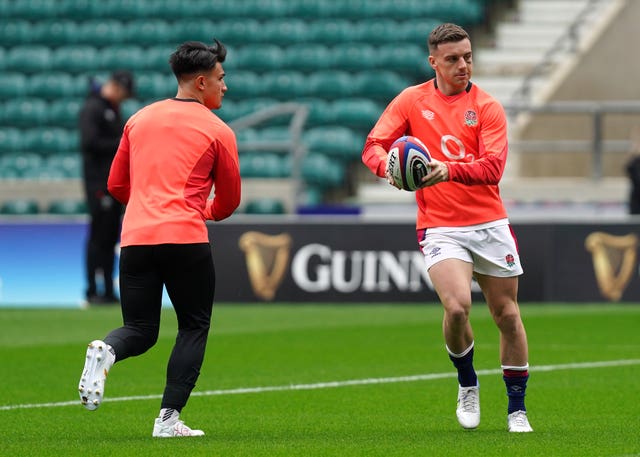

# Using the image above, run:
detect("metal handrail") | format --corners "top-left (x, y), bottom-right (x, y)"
top-left (505, 101), bottom-right (640, 180)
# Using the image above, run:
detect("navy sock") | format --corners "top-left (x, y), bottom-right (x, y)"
top-left (448, 344), bottom-right (477, 387)
top-left (503, 369), bottom-right (529, 413)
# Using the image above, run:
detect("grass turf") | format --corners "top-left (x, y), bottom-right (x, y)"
top-left (0, 303), bottom-right (639, 456)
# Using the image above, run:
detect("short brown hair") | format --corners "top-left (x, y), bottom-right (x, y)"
top-left (428, 23), bottom-right (470, 53)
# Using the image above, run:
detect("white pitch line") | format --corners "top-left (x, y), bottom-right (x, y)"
top-left (1, 359), bottom-right (639, 412)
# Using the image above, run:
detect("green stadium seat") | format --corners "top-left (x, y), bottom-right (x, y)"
top-left (210, 19), bottom-right (262, 46)
top-left (307, 20), bottom-right (360, 44)
top-left (0, 128), bottom-right (25, 153)
top-left (9, 0), bottom-right (58, 20)
top-left (302, 153), bottom-right (344, 188)
top-left (47, 198), bottom-right (87, 215)
top-left (23, 128), bottom-right (78, 155)
top-left (0, 198), bottom-right (40, 215)
top-left (143, 45), bottom-right (175, 72)
top-left (236, 128), bottom-right (260, 144)
top-left (1, 98), bottom-right (49, 127)
top-left (98, 46), bottom-right (145, 72)
top-left (378, 44), bottom-right (431, 80)
top-left (244, 198), bottom-right (286, 215)
top-left (240, 153), bottom-right (286, 178)
top-left (121, 99), bottom-right (143, 121)
top-left (331, 99), bottom-right (382, 129)
top-left (307, 71), bottom-right (353, 100)
top-left (299, 98), bottom-right (334, 125)
top-left (125, 20), bottom-right (174, 46)
top-left (263, 71), bottom-right (308, 100)
top-left (303, 126), bottom-right (363, 160)
top-left (287, 0), bottom-right (337, 19)
top-left (0, 73), bottom-right (28, 100)
top-left (258, 19), bottom-right (309, 45)
top-left (282, 44), bottom-right (332, 72)
top-left (354, 71), bottom-right (409, 101)
top-left (0, 20), bottom-right (33, 46)
top-left (46, 153), bottom-right (82, 178)
top-left (27, 73), bottom-right (80, 100)
top-left (234, 0), bottom-right (289, 19)
top-left (52, 46), bottom-right (99, 74)
top-left (5, 46), bottom-right (52, 74)
top-left (2, 152), bottom-right (43, 175)
top-left (221, 71), bottom-right (264, 100)
top-left (236, 45), bottom-right (285, 73)
top-left (20, 164), bottom-right (67, 180)
top-left (48, 99), bottom-right (82, 128)
top-left (77, 20), bottom-right (127, 47)
top-left (134, 72), bottom-right (175, 101)
top-left (332, 44), bottom-right (377, 71)
top-left (32, 20), bottom-right (79, 46)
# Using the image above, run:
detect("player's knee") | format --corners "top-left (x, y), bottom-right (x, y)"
top-left (444, 305), bottom-right (470, 327)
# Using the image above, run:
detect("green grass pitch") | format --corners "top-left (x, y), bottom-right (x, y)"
top-left (1, 303), bottom-right (639, 456)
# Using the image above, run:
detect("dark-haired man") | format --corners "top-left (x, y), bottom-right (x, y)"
top-left (362, 23), bottom-right (533, 433)
top-left (79, 70), bottom-right (134, 305)
top-left (78, 39), bottom-right (241, 437)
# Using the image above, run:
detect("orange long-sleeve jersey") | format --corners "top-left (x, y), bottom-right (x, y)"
top-left (362, 79), bottom-right (509, 229)
top-left (108, 98), bottom-right (241, 247)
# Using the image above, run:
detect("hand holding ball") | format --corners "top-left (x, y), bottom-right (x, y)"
top-left (386, 136), bottom-right (432, 191)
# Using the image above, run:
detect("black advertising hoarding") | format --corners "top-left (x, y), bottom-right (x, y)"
top-left (209, 219), bottom-right (640, 303)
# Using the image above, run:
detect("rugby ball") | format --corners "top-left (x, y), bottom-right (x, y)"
top-left (386, 136), bottom-right (432, 191)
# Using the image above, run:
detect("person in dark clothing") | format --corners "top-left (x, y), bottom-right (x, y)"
top-left (79, 70), bottom-right (134, 305)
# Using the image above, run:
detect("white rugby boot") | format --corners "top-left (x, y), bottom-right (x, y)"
top-left (507, 410), bottom-right (533, 432)
top-left (78, 340), bottom-right (115, 411)
top-left (152, 418), bottom-right (205, 437)
top-left (456, 384), bottom-right (480, 429)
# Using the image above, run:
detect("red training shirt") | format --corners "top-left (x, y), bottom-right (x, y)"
top-left (108, 98), bottom-right (241, 246)
top-left (362, 79), bottom-right (508, 229)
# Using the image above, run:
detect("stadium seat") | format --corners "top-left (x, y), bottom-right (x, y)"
top-left (77, 20), bottom-right (127, 47)
top-left (1, 98), bottom-right (49, 128)
top-left (98, 45), bottom-right (145, 72)
top-left (298, 98), bottom-right (334, 125)
top-left (354, 71), bottom-right (409, 101)
top-left (258, 19), bottom-right (309, 45)
top-left (240, 153), bottom-right (287, 178)
top-left (47, 198), bottom-right (87, 215)
top-left (125, 20), bottom-right (173, 46)
top-left (46, 153), bottom-right (82, 178)
top-left (332, 44), bottom-right (378, 71)
top-left (121, 99), bottom-right (143, 121)
top-left (0, 20), bottom-right (33, 46)
top-left (231, 98), bottom-right (280, 120)
top-left (142, 45), bottom-right (175, 72)
top-left (32, 20), bottom-right (79, 46)
top-left (8, 0), bottom-right (58, 20)
top-left (235, 45), bottom-right (285, 73)
top-left (48, 99), bottom-right (82, 128)
top-left (262, 71), bottom-right (307, 100)
top-left (282, 44), bottom-right (332, 72)
top-left (0, 73), bottom-right (28, 100)
top-left (223, 71), bottom-right (265, 100)
top-left (234, 0), bottom-right (289, 19)
top-left (307, 20), bottom-right (360, 44)
top-left (210, 19), bottom-right (262, 46)
top-left (22, 128), bottom-right (78, 155)
top-left (331, 99), bottom-right (382, 129)
top-left (5, 46), bottom-right (52, 74)
top-left (244, 198), bottom-right (286, 214)
top-left (0, 198), bottom-right (40, 215)
top-left (20, 164), bottom-right (68, 180)
top-left (303, 126), bottom-right (364, 160)
top-left (27, 73), bottom-right (81, 100)
top-left (52, 46), bottom-right (100, 74)
top-left (2, 152), bottom-right (43, 175)
top-left (0, 128), bottom-right (25, 153)
top-left (378, 44), bottom-right (432, 80)
top-left (134, 72), bottom-right (175, 101)
top-left (301, 153), bottom-right (345, 188)
top-left (307, 71), bottom-right (353, 100)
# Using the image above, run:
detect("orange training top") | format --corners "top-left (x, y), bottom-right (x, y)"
top-left (108, 98), bottom-right (241, 247)
top-left (362, 79), bottom-right (508, 229)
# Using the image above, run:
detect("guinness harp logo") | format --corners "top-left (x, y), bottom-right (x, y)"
top-left (584, 232), bottom-right (638, 301)
top-left (238, 231), bottom-right (292, 300)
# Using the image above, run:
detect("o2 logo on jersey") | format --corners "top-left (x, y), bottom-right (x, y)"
top-left (441, 135), bottom-right (474, 161)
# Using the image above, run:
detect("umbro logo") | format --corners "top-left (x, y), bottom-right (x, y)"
top-left (422, 110), bottom-right (435, 121)
top-left (428, 247), bottom-right (441, 258)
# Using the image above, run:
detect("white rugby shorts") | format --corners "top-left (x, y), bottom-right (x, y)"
top-left (418, 222), bottom-right (523, 277)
